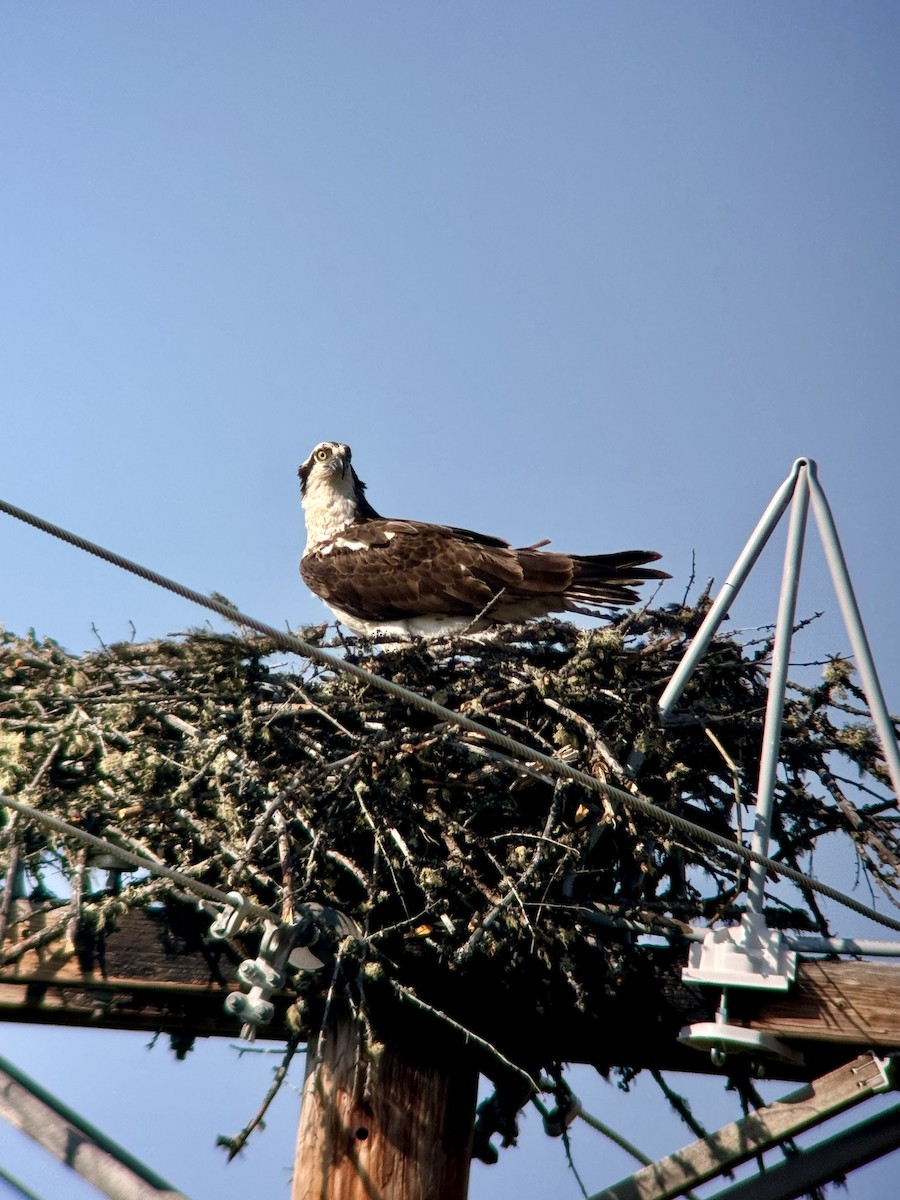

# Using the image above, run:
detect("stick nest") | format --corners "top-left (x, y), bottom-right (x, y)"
top-left (2, 603), bottom-right (899, 1077)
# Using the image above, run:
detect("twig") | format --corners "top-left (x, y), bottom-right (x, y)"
top-left (460, 587), bottom-right (508, 634)
top-left (391, 979), bottom-right (539, 1095)
top-left (64, 848), bottom-right (87, 952)
top-left (218, 1036), bottom-right (302, 1160)
top-left (233, 770), bottom-right (310, 873)
top-left (275, 810), bottom-right (294, 923)
top-left (0, 917), bottom-right (70, 965)
top-left (542, 696), bottom-right (634, 788)
top-left (351, 784), bottom-right (408, 910)
top-left (561, 1123), bottom-right (589, 1198)
top-left (459, 738), bottom-right (558, 786)
top-left (680, 551), bottom-right (697, 607)
top-left (283, 680), bottom-right (360, 740)
top-left (0, 816), bottom-right (21, 945)
top-left (651, 1070), bottom-right (710, 1141)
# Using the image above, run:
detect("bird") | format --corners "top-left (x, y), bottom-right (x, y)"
top-left (298, 440), bottom-right (669, 638)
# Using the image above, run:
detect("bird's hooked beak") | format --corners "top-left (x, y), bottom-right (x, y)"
top-left (334, 444), bottom-right (351, 479)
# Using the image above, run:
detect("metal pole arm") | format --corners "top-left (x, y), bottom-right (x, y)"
top-left (655, 459), bottom-right (806, 726)
top-left (806, 461), bottom-right (900, 799)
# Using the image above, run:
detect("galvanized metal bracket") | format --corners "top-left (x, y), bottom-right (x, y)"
top-left (682, 912), bottom-right (797, 991)
top-left (855, 1054), bottom-right (894, 1094)
top-left (679, 982), bottom-right (804, 1072)
top-left (224, 903), bottom-right (362, 1040)
top-left (678, 1020), bottom-right (805, 1070)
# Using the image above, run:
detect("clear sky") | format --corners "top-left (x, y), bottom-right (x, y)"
top-left (1, 4), bottom-right (899, 1198)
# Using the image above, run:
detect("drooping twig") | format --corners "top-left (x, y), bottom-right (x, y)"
top-left (217, 1036), bottom-right (302, 1161)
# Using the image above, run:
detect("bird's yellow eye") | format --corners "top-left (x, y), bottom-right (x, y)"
top-left (315, 448), bottom-right (330, 462)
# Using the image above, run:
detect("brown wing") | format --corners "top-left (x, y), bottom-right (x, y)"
top-left (300, 520), bottom-right (529, 622)
top-left (480, 546), bottom-right (667, 609)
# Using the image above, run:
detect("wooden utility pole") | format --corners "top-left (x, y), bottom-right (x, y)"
top-left (292, 1012), bottom-right (477, 1200)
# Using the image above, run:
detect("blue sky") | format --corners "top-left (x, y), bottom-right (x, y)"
top-left (2, 4), bottom-right (900, 1198)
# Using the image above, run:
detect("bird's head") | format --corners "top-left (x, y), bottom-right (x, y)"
top-left (299, 441), bottom-right (353, 496)
top-left (298, 441), bottom-right (381, 531)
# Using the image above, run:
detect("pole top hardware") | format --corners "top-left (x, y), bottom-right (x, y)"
top-left (682, 912), bottom-right (797, 992)
top-left (679, 913), bottom-right (802, 1069)
top-left (646, 453), bottom-right (900, 1068)
top-left (678, 1021), bottom-right (804, 1070)
top-left (223, 903), bottom-right (362, 1041)
top-left (208, 891), bottom-right (257, 941)
top-left (680, 915), bottom-right (801, 1070)
top-left (854, 1055), bottom-right (893, 1094)
top-left (619, 453), bottom-right (900, 1065)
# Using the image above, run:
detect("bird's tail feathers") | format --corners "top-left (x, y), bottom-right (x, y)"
top-left (568, 550), bottom-right (670, 608)
top-left (574, 549), bottom-right (669, 580)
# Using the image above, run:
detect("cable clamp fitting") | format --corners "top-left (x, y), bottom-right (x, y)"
top-left (208, 891), bottom-right (255, 941)
top-left (682, 912), bottom-right (797, 991)
top-left (542, 1089), bottom-right (582, 1138)
top-left (224, 903), bottom-right (361, 1040)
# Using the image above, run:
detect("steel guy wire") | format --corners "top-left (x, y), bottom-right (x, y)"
top-left (3, 495), bottom-right (900, 935)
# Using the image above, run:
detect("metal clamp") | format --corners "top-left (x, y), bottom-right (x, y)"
top-left (224, 904), bottom-right (362, 1040)
top-left (853, 1055), bottom-right (894, 1094)
top-left (679, 986), bottom-right (803, 1072)
top-left (542, 1089), bottom-right (582, 1138)
top-left (208, 891), bottom-right (255, 941)
top-left (224, 920), bottom-right (292, 1037)
top-left (679, 1017), bottom-right (804, 1071)
top-left (679, 912), bottom-right (801, 1071)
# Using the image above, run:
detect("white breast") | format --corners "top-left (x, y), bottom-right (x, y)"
top-left (302, 477), bottom-right (359, 550)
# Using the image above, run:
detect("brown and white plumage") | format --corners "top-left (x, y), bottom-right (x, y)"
top-left (298, 441), bottom-right (669, 637)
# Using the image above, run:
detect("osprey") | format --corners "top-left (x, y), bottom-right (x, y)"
top-left (299, 440), bottom-right (669, 638)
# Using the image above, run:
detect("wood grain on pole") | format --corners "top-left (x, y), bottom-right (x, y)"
top-left (292, 1014), bottom-right (477, 1200)
top-left (747, 959), bottom-right (900, 1046)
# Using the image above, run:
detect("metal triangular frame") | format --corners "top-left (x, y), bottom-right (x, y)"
top-left (634, 458), bottom-right (900, 1066)
top-left (647, 456), bottom-right (900, 894)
